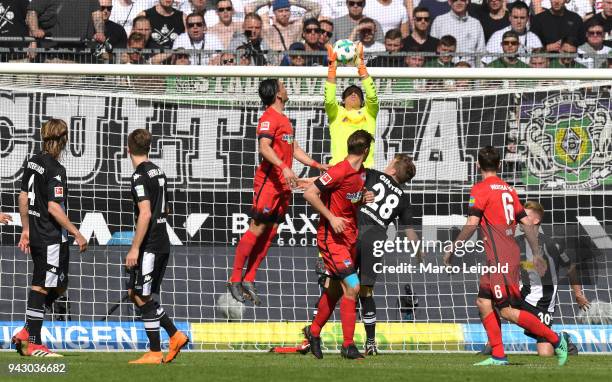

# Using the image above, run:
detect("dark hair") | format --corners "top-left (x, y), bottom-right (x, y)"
top-left (439, 35), bottom-right (457, 47)
top-left (342, 85), bottom-right (364, 105)
top-left (128, 128), bottom-right (152, 156)
top-left (585, 18), bottom-right (604, 32)
top-left (359, 17), bottom-right (376, 26)
top-left (186, 12), bottom-right (205, 25)
top-left (385, 28), bottom-right (402, 40)
top-left (502, 30), bottom-right (519, 41)
top-left (132, 15), bottom-right (150, 26)
top-left (560, 36), bottom-right (579, 48)
top-left (303, 17), bottom-right (320, 31)
top-left (394, 154), bottom-right (416, 184)
top-left (413, 6), bottom-right (430, 15)
top-left (510, 1), bottom-right (529, 13)
top-left (259, 78), bottom-right (280, 106)
top-left (244, 12), bottom-right (263, 24)
top-left (477, 146), bottom-right (500, 171)
top-left (347, 130), bottom-right (374, 156)
top-left (128, 32), bottom-right (145, 45)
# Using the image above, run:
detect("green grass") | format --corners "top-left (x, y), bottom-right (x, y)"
top-left (1, 352), bottom-right (610, 382)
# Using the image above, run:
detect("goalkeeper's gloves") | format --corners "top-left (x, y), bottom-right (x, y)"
top-left (356, 42), bottom-right (368, 78)
top-left (326, 44), bottom-right (337, 79)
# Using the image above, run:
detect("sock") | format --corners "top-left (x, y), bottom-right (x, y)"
top-left (140, 300), bottom-right (161, 352)
top-left (482, 311), bottom-right (505, 359)
top-left (230, 230), bottom-right (258, 282)
top-left (26, 290), bottom-right (46, 345)
top-left (243, 227), bottom-right (277, 282)
top-left (154, 301), bottom-right (177, 337)
top-left (340, 296), bottom-right (357, 347)
top-left (310, 290), bottom-right (339, 337)
top-left (359, 295), bottom-right (376, 343)
top-left (517, 310), bottom-right (560, 346)
top-left (44, 289), bottom-right (60, 310)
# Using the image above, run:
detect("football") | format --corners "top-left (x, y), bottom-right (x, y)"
top-left (216, 292), bottom-right (246, 320)
top-left (333, 39), bottom-right (356, 65)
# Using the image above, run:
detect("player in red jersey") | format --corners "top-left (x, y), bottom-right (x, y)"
top-left (444, 146), bottom-right (568, 366)
top-left (228, 79), bottom-right (326, 306)
top-left (302, 130), bottom-right (375, 360)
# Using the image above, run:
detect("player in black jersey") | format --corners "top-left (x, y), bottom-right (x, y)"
top-left (13, 119), bottom-right (88, 358)
top-left (518, 201), bottom-right (589, 356)
top-left (357, 154), bottom-right (418, 355)
top-left (125, 129), bottom-right (188, 364)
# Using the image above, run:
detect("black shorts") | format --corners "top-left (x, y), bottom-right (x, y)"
top-left (356, 229), bottom-right (387, 287)
top-left (127, 251), bottom-right (169, 297)
top-left (31, 242), bottom-right (70, 289)
top-left (521, 302), bottom-right (554, 343)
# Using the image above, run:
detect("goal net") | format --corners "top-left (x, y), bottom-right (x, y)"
top-left (0, 65), bottom-right (611, 352)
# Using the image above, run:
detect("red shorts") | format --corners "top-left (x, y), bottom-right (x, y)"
top-left (250, 182), bottom-right (290, 224)
top-left (478, 263), bottom-right (521, 308)
top-left (318, 241), bottom-right (357, 279)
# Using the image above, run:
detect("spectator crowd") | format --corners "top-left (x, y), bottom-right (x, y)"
top-left (0, 0), bottom-right (611, 68)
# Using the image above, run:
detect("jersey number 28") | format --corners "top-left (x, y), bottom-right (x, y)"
top-left (368, 183), bottom-right (399, 220)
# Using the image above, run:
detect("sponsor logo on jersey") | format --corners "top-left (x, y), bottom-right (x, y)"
top-left (468, 196), bottom-right (475, 207)
top-left (49, 267), bottom-right (57, 274)
top-left (54, 187), bottom-right (64, 198)
top-left (263, 206), bottom-right (270, 214)
top-left (133, 174), bottom-right (140, 180)
top-left (282, 134), bottom-right (294, 144)
top-left (143, 274), bottom-right (152, 282)
top-left (54, 175), bottom-right (62, 182)
top-left (346, 191), bottom-right (363, 203)
top-left (343, 259), bottom-right (352, 267)
top-left (320, 173), bottom-right (332, 185)
top-left (259, 121), bottom-right (270, 131)
top-left (135, 185), bottom-right (145, 197)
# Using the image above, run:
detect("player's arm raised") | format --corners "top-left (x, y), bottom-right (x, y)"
top-left (260, 137), bottom-right (298, 188)
top-left (355, 42), bottom-right (379, 120)
top-left (293, 141), bottom-right (328, 171)
top-left (126, 199), bottom-right (151, 268)
top-left (304, 183), bottom-right (347, 234)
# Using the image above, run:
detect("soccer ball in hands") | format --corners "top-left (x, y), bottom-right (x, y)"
top-left (216, 292), bottom-right (246, 320)
top-left (333, 39), bottom-right (356, 65)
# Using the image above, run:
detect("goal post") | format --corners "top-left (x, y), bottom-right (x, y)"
top-left (0, 64), bottom-right (611, 352)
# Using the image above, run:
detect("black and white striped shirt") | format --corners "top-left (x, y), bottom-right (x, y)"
top-left (518, 232), bottom-right (572, 313)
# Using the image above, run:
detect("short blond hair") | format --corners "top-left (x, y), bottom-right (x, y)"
top-left (524, 200), bottom-right (545, 221)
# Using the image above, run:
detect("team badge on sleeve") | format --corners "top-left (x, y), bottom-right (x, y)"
top-left (469, 196), bottom-right (476, 207)
top-left (259, 121), bottom-right (270, 131)
top-left (54, 187), bottom-right (64, 198)
top-left (320, 173), bottom-right (332, 185)
top-left (135, 185), bottom-right (145, 197)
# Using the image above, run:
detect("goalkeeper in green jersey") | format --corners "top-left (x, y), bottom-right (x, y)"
top-left (325, 42), bottom-right (379, 168)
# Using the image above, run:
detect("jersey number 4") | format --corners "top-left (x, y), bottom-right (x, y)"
top-left (501, 192), bottom-right (514, 225)
top-left (368, 183), bottom-right (399, 220)
top-left (27, 175), bottom-right (36, 206)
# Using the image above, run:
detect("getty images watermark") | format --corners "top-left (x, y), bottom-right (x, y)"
top-left (371, 238), bottom-right (509, 275)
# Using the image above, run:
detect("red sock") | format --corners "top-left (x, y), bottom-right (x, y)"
top-left (243, 227), bottom-right (277, 282)
top-left (311, 291), bottom-right (339, 337)
top-left (229, 230), bottom-right (258, 282)
top-left (482, 311), bottom-right (505, 359)
top-left (517, 310), bottom-right (559, 345)
top-left (340, 296), bottom-right (357, 347)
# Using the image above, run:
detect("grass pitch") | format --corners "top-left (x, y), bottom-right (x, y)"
top-left (1, 352), bottom-right (610, 382)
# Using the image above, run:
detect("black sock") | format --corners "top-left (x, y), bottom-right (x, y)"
top-left (140, 301), bottom-right (161, 352)
top-left (26, 290), bottom-right (46, 345)
top-left (44, 289), bottom-right (60, 310)
top-left (359, 295), bottom-right (376, 343)
top-left (154, 301), bottom-right (177, 337)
